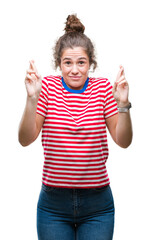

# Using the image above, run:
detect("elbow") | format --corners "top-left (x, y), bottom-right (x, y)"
top-left (117, 135), bottom-right (133, 149)
top-left (18, 137), bottom-right (30, 147)
top-left (119, 142), bottom-right (132, 149)
top-left (18, 132), bottom-right (32, 147)
top-left (19, 142), bottom-right (29, 147)
top-left (18, 130), bottom-right (38, 147)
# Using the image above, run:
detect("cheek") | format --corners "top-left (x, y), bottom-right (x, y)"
top-left (82, 66), bottom-right (89, 74)
top-left (60, 65), bottom-right (66, 73)
top-left (63, 68), bottom-right (70, 74)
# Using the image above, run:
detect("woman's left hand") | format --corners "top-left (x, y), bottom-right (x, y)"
top-left (112, 65), bottom-right (129, 107)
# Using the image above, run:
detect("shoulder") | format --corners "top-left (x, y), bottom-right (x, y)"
top-left (43, 75), bottom-right (61, 84)
top-left (89, 76), bottom-right (108, 84)
top-left (89, 76), bottom-right (111, 89)
top-left (41, 75), bottom-right (62, 88)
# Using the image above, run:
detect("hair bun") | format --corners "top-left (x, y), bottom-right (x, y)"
top-left (64, 14), bottom-right (85, 34)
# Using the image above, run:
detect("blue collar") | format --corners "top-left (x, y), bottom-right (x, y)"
top-left (62, 77), bottom-right (89, 94)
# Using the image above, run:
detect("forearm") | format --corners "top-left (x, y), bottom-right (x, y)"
top-left (18, 96), bottom-right (38, 146)
top-left (115, 111), bottom-right (133, 148)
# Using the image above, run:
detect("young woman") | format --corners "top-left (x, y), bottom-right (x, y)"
top-left (19, 14), bottom-right (132, 240)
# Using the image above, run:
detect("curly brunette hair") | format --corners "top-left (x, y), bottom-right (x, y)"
top-left (53, 14), bottom-right (97, 71)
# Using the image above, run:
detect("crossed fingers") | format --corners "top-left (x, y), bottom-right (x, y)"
top-left (25, 60), bottom-right (40, 81)
top-left (115, 65), bottom-right (128, 87)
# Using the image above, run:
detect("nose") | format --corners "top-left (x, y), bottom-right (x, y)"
top-left (71, 64), bottom-right (79, 74)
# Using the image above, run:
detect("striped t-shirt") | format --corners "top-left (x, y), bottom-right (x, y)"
top-left (36, 75), bottom-right (118, 188)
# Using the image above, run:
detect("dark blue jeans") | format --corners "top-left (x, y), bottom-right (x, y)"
top-left (37, 184), bottom-right (115, 240)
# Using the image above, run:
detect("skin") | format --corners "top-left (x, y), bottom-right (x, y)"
top-left (18, 60), bottom-right (44, 146)
top-left (18, 47), bottom-right (132, 148)
top-left (60, 47), bottom-right (90, 90)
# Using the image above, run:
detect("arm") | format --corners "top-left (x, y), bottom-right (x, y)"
top-left (18, 60), bottom-right (44, 146)
top-left (106, 112), bottom-right (132, 148)
top-left (105, 65), bottom-right (133, 148)
top-left (18, 98), bottom-right (45, 146)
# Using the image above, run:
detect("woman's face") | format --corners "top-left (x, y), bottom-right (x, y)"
top-left (60, 47), bottom-right (90, 90)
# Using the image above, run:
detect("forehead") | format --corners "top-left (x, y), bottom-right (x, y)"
top-left (61, 47), bottom-right (88, 59)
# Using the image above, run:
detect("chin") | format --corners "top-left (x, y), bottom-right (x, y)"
top-left (71, 83), bottom-right (83, 90)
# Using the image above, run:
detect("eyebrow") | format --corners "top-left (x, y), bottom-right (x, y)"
top-left (62, 57), bottom-right (87, 61)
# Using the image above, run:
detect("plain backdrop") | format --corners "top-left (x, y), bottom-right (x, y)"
top-left (0, 0), bottom-right (151, 239)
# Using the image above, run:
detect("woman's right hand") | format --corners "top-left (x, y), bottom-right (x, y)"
top-left (25, 60), bottom-right (42, 98)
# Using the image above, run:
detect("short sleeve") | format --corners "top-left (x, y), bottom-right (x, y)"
top-left (104, 79), bottom-right (118, 119)
top-left (36, 77), bottom-right (48, 117)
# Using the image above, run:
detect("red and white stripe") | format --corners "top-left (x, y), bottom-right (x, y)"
top-left (37, 75), bottom-right (118, 188)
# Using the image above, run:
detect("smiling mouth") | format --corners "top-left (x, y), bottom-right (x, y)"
top-left (69, 76), bottom-right (81, 80)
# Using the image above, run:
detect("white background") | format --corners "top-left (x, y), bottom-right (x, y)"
top-left (0, 0), bottom-right (151, 239)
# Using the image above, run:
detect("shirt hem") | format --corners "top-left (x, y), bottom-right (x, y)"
top-left (105, 111), bottom-right (118, 119)
top-left (42, 181), bottom-right (110, 189)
